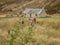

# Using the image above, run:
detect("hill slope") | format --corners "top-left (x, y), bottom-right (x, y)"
top-left (0, 0), bottom-right (60, 15)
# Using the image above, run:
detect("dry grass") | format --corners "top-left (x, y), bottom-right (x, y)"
top-left (0, 17), bottom-right (60, 45)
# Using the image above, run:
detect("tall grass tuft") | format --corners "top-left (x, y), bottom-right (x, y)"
top-left (24, 26), bottom-right (32, 43)
top-left (20, 26), bottom-right (33, 45)
top-left (9, 24), bottom-right (20, 45)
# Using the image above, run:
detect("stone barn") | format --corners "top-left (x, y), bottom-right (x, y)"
top-left (23, 8), bottom-right (47, 18)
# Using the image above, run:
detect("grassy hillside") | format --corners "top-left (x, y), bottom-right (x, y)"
top-left (45, 0), bottom-right (60, 14)
top-left (0, 0), bottom-right (60, 45)
top-left (0, 17), bottom-right (60, 45)
top-left (0, 0), bottom-right (60, 15)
